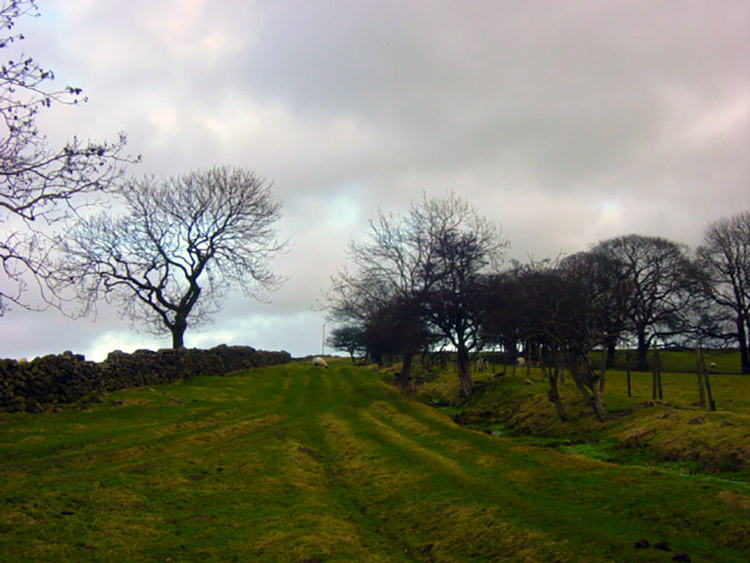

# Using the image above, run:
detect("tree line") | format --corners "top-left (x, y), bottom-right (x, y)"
top-left (324, 192), bottom-right (750, 423)
top-left (2, 0), bottom-right (749, 408)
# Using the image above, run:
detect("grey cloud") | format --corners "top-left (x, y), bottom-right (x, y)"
top-left (2, 0), bottom-right (746, 360)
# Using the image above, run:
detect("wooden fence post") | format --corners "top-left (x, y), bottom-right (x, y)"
top-left (698, 348), bottom-right (716, 412)
top-left (526, 342), bottom-right (531, 377)
top-left (652, 344), bottom-right (663, 400)
top-left (625, 349), bottom-right (632, 398)
top-left (537, 343), bottom-right (544, 381)
top-left (695, 348), bottom-right (707, 409)
top-left (656, 346), bottom-right (663, 400)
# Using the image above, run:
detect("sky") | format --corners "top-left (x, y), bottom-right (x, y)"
top-left (2, 0), bottom-right (748, 361)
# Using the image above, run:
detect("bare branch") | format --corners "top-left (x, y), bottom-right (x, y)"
top-left (1, 0), bottom-right (140, 315)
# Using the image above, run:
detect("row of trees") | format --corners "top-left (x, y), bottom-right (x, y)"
top-left (324, 194), bottom-right (750, 422)
top-left (1, 1), bottom-right (288, 347)
top-left (3, 1), bottom-right (749, 400)
top-left (326, 193), bottom-right (507, 398)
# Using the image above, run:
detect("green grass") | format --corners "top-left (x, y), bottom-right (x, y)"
top-left (418, 359), bottom-right (750, 483)
top-left (1, 359), bottom-right (749, 561)
top-left (589, 348), bottom-right (743, 374)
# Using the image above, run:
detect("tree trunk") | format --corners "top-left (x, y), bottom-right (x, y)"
top-left (590, 382), bottom-right (610, 422)
top-left (540, 352), bottom-right (567, 422)
top-left (567, 356), bottom-right (609, 422)
top-left (456, 347), bottom-right (473, 399)
top-left (548, 377), bottom-right (567, 422)
top-left (571, 374), bottom-right (609, 422)
top-left (400, 351), bottom-right (414, 390)
top-left (171, 318), bottom-right (187, 349)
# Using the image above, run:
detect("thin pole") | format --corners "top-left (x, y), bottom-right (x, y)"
top-left (625, 349), bottom-right (632, 398)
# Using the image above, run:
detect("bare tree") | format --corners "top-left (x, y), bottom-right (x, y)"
top-left (696, 211), bottom-right (750, 373)
top-left (508, 253), bottom-right (630, 422)
top-left (486, 264), bottom-right (570, 421)
top-left (1, 0), bottom-right (137, 314)
top-left (592, 234), bottom-right (697, 370)
top-left (326, 192), bottom-right (505, 394)
top-left (54, 166), bottom-right (286, 348)
top-left (325, 197), bottom-right (442, 388)
top-left (481, 270), bottom-right (526, 363)
top-left (422, 193), bottom-right (508, 398)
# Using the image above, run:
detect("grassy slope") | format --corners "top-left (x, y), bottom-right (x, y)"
top-left (419, 360), bottom-right (750, 479)
top-left (0, 360), bottom-right (748, 562)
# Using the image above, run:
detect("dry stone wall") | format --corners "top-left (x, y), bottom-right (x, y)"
top-left (0, 345), bottom-right (290, 413)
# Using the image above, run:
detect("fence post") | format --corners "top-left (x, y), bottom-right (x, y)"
top-left (651, 344), bottom-right (664, 400)
top-left (526, 341), bottom-right (531, 377)
top-left (652, 345), bottom-right (658, 400)
top-left (625, 349), bottom-right (632, 397)
top-left (656, 346), bottom-right (663, 400)
top-left (698, 348), bottom-right (716, 412)
top-left (695, 348), bottom-right (707, 409)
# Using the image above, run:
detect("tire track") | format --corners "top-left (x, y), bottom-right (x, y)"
top-left (317, 411), bottom-right (567, 562)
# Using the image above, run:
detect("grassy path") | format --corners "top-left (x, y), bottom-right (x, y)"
top-left (1, 359), bottom-right (748, 561)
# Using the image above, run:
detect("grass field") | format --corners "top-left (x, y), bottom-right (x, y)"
top-left (1, 359), bottom-right (749, 561)
top-left (587, 349), bottom-right (744, 374)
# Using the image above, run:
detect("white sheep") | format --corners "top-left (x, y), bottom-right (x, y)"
top-left (476, 357), bottom-right (489, 372)
top-left (312, 356), bottom-right (328, 369)
top-left (709, 361), bottom-right (716, 369)
top-left (516, 357), bottom-right (526, 367)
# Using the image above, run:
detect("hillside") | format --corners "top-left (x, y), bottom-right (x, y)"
top-left (1, 359), bottom-right (748, 561)
top-left (416, 359), bottom-right (750, 481)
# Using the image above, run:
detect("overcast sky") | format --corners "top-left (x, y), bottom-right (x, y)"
top-left (2, 0), bottom-right (748, 361)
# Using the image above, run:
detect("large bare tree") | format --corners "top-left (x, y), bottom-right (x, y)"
top-left (326, 193), bottom-right (506, 394)
top-left (592, 234), bottom-right (697, 370)
top-left (696, 211), bottom-right (750, 373)
top-left (1, 0), bottom-right (136, 314)
top-left (325, 196), bottom-right (443, 388)
top-left (422, 194), bottom-right (508, 398)
top-left (55, 166), bottom-right (286, 348)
